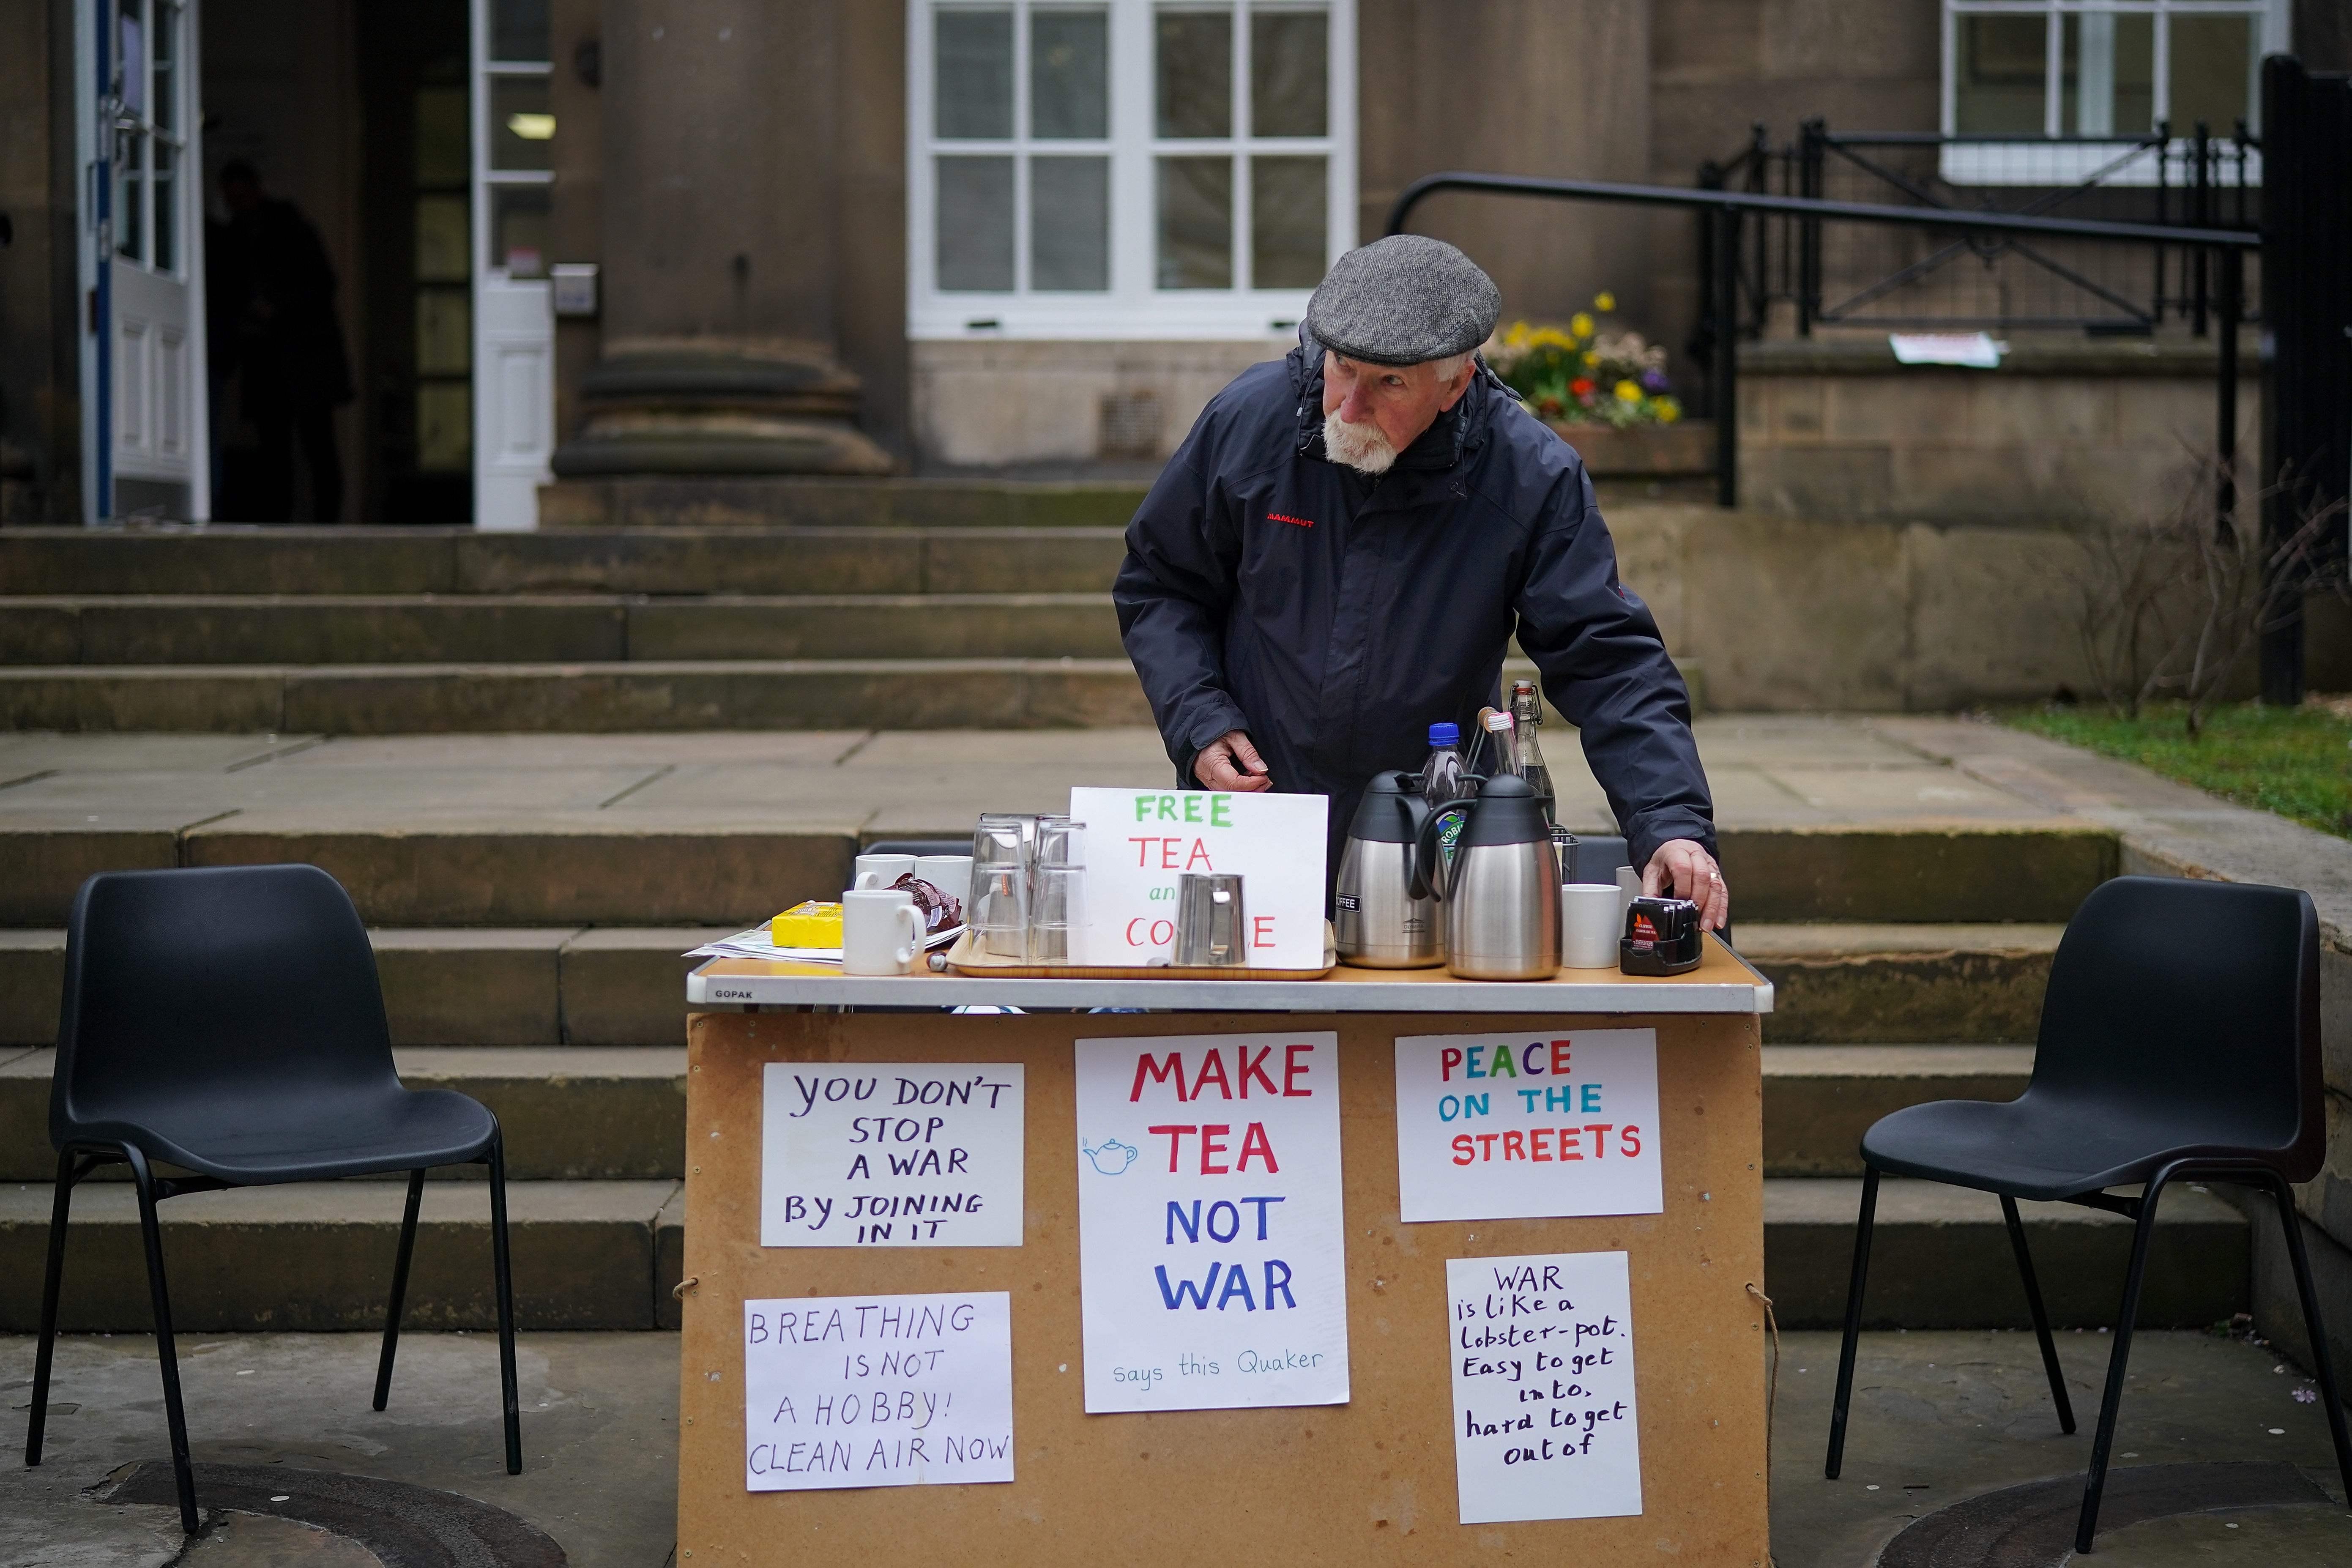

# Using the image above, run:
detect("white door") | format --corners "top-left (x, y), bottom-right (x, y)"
top-left (471, 0), bottom-right (554, 531)
top-left (79, 0), bottom-right (210, 523)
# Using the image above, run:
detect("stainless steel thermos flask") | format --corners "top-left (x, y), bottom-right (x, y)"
top-left (1334, 772), bottom-right (1442, 968)
top-left (1413, 775), bottom-right (1561, 980)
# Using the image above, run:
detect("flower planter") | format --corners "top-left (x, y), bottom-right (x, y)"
top-left (1543, 418), bottom-right (1717, 477)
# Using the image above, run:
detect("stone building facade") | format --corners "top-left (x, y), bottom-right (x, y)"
top-left (2, 0), bottom-right (2345, 525)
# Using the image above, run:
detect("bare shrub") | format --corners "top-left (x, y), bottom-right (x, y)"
top-left (2066, 453), bottom-right (2347, 735)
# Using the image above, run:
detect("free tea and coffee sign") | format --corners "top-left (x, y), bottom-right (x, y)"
top-left (1070, 786), bottom-right (1327, 968)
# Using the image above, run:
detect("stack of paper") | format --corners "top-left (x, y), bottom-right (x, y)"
top-left (683, 926), bottom-right (965, 966)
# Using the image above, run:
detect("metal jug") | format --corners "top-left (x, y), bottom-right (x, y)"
top-left (1334, 772), bottom-right (1441, 968)
top-left (1414, 775), bottom-right (1560, 980)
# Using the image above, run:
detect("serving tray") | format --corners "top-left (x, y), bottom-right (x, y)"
top-left (944, 927), bottom-right (1337, 981)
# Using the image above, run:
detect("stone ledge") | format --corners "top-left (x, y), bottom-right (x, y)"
top-left (1742, 332), bottom-right (2261, 378)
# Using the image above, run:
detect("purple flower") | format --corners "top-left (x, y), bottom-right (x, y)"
top-left (2292, 1387), bottom-right (2317, 1403)
top-left (1641, 368), bottom-right (1670, 391)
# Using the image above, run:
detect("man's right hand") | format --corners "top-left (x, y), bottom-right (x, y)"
top-left (1193, 731), bottom-right (1274, 791)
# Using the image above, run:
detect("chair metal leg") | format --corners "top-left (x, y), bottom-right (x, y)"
top-left (2075, 1168), bottom-right (2176, 1554)
top-left (2263, 1171), bottom-right (2352, 1507)
top-left (25, 1147), bottom-right (79, 1467)
top-left (487, 1131), bottom-right (522, 1475)
top-left (2002, 1193), bottom-right (2078, 1435)
top-left (125, 1145), bottom-right (200, 1537)
top-left (1825, 1165), bottom-right (1880, 1479)
top-left (373, 1169), bottom-right (426, 1412)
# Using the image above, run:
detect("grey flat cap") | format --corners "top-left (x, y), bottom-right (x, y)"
top-left (1301, 235), bottom-right (1501, 367)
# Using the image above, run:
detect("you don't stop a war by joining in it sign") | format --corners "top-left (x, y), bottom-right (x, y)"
top-left (1074, 1032), bottom-right (1349, 1412)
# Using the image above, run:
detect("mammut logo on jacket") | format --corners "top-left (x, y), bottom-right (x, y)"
top-left (1269, 512), bottom-right (1315, 528)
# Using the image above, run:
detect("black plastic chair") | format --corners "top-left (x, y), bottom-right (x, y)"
top-left (25, 864), bottom-right (520, 1535)
top-left (1824, 875), bottom-right (2352, 1552)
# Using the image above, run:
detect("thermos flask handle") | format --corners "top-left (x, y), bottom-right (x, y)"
top-left (1412, 799), bottom-right (1470, 903)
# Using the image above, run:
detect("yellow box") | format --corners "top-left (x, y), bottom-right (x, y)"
top-left (771, 901), bottom-right (843, 948)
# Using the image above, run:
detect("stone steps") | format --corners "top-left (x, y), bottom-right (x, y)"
top-left (0, 594), bottom-right (1127, 665)
top-left (0, 525), bottom-right (1132, 597)
top-left (0, 658), bottom-right (1155, 735)
top-left (0, 1047), bottom-right (686, 1182)
top-left (1763, 1177), bottom-right (2248, 1330)
top-left (1741, 923), bottom-right (2064, 1041)
top-left (0, 1173), bottom-right (2240, 1335)
top-left (0, 1177), bottom-right (683, 1332)
top-left (1762, 1045), bottom-right (2036, 1174)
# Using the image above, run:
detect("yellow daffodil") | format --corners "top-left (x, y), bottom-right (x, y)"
top-left (1614, 380), bottom-right (1641, 403)
top-left (1569, 312), bottom-right (1595, 338)
top-left (1657, 400), bottom-right (1680, 423)
top-left (1582, 351), bottom-right (1600, 368)
top-left (1594, 291), bottom-right (1616, 312)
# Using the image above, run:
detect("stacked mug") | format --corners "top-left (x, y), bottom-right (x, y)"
top-left (970, 814), bottom-right (1087, 964)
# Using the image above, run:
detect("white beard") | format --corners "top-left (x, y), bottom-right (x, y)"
top-left (1322, 411), bottom-right (1398, 475)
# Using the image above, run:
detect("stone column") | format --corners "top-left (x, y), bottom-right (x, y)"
top-left (553, 0), bottom-right (892, 479)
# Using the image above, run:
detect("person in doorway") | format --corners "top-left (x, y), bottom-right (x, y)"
top-left (216, 160), bottom-right (352, 522)
top-left (1115, 235), bottom-right (1728, 927)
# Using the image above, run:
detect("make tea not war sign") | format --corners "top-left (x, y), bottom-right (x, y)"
top-left (1074, 1032), bottom-right (1349, 1412)
top-left (1448, 1252), bottom-right (1641, 1524)
top-left (760, 1063), bottom-right (1024, 1247)
top-left (1394, 1031), bottom-right (1662, 1222)
top-left (742, 1291), bottom-right (1013, 1492)
top-left (1070, 786), bottom-right (1327, 968)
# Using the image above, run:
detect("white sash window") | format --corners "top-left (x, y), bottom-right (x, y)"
top-left (909, 0), bottom-right (1356, 339)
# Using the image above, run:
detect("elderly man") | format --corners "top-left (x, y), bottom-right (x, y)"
top-left (1114, 235), bottom-right (1727, 927)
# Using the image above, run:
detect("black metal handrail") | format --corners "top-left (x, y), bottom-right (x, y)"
top-left (1384, 171), bottom-right (2254, 508)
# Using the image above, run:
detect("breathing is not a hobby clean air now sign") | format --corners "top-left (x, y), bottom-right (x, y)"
top-left (1394, 1030), bottom-right (1663, 1222)
top-left (1073, 1032), bottom-right (1350, 1412)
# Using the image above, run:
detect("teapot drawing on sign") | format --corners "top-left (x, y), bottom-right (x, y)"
top-left (1082, 1138), bottom-right (1138, 1175)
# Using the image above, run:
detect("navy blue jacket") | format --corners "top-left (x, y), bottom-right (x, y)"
top-left (1113, 340), bottom-right (1716, 880)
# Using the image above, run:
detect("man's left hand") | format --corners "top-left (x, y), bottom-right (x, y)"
top-left (1642, 839), bottom-right (1728, 930)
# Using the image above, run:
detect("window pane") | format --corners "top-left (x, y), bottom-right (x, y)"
top-left (416, 287), bottom-right (470, 375)
top-left (416, 382), bottom-right (471, 471)
top-left (937, 9), bottom-right (1013, 139)
top-left (491, 0), bottom-right (549, 63)
top-left (152, 1), bottom-right (176, 130)
top-left (2062, 12), bottom-right (2154, 136)
top-left (937, 155), bottom-right (1015, 290)
top-left (1252, 155), bottom-right (1324, 287)
top-left (1157, 155), bottom-right (1231, 287)
top-left (153, 138), bottom-right (175, 272)
top-left (1157, 9), bottom-right (1232, 139)
top-left (490, 77), bottom-right (553, 170)
top-left (493, 186), bottom-right (550, 275)
top-left (416, 195), bottom-right (470, 281)
top-left (116, 129), bottom-right (143, 262)
top-left (1954, 15), bottom-right (2047, 135)
top-left (2169, 14), bottom-right (2251, 133)
top-left (415, 85), bottom-right (469, 186)
top-left (1032, 156), bottom-right (1110, 290)
top-left (1251, 10), bottom-right (1326, 137)
top-left (1033, 9), bottom-right (1108, 139)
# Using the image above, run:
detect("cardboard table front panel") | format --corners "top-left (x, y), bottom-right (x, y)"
top-left (678, 1010), bottom-right (1767, 1566)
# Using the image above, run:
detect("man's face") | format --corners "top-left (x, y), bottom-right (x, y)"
top-left (1320, 350), bottom-right (1476, 475)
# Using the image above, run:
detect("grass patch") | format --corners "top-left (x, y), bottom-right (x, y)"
top-left (2006, 699), bottom-right (2352, 839)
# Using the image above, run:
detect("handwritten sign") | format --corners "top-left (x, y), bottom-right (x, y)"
top-left (760, 1064), bottom-right (1025, 1247)
top-left (1073, 1032), bottom-right (1349, 1412)
top-left (1395, 1030), bottom-right (1661, 1222)
top-left (742, 1291), bottom-right (1013, 1491)
top-left (1447, 1252), bottom-right (1641, 1524)
top-left (1069, 786), bottom-right (1327, 967)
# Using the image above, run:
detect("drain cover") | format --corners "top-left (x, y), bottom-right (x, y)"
top-left (101, 1462), bottom-right (566, 1568)
top-left (1876, 1460), bottom-right (2332, 1567)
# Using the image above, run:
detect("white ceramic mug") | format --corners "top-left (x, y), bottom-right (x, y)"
top-left (852, 852), bottom-right (917, 892)
top-left (913, 854), bottom-right (973, 913)
top-left (1560, 883), bottom-right (1623, 969)
top-left (841, 889), bottom-right (923, 976)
